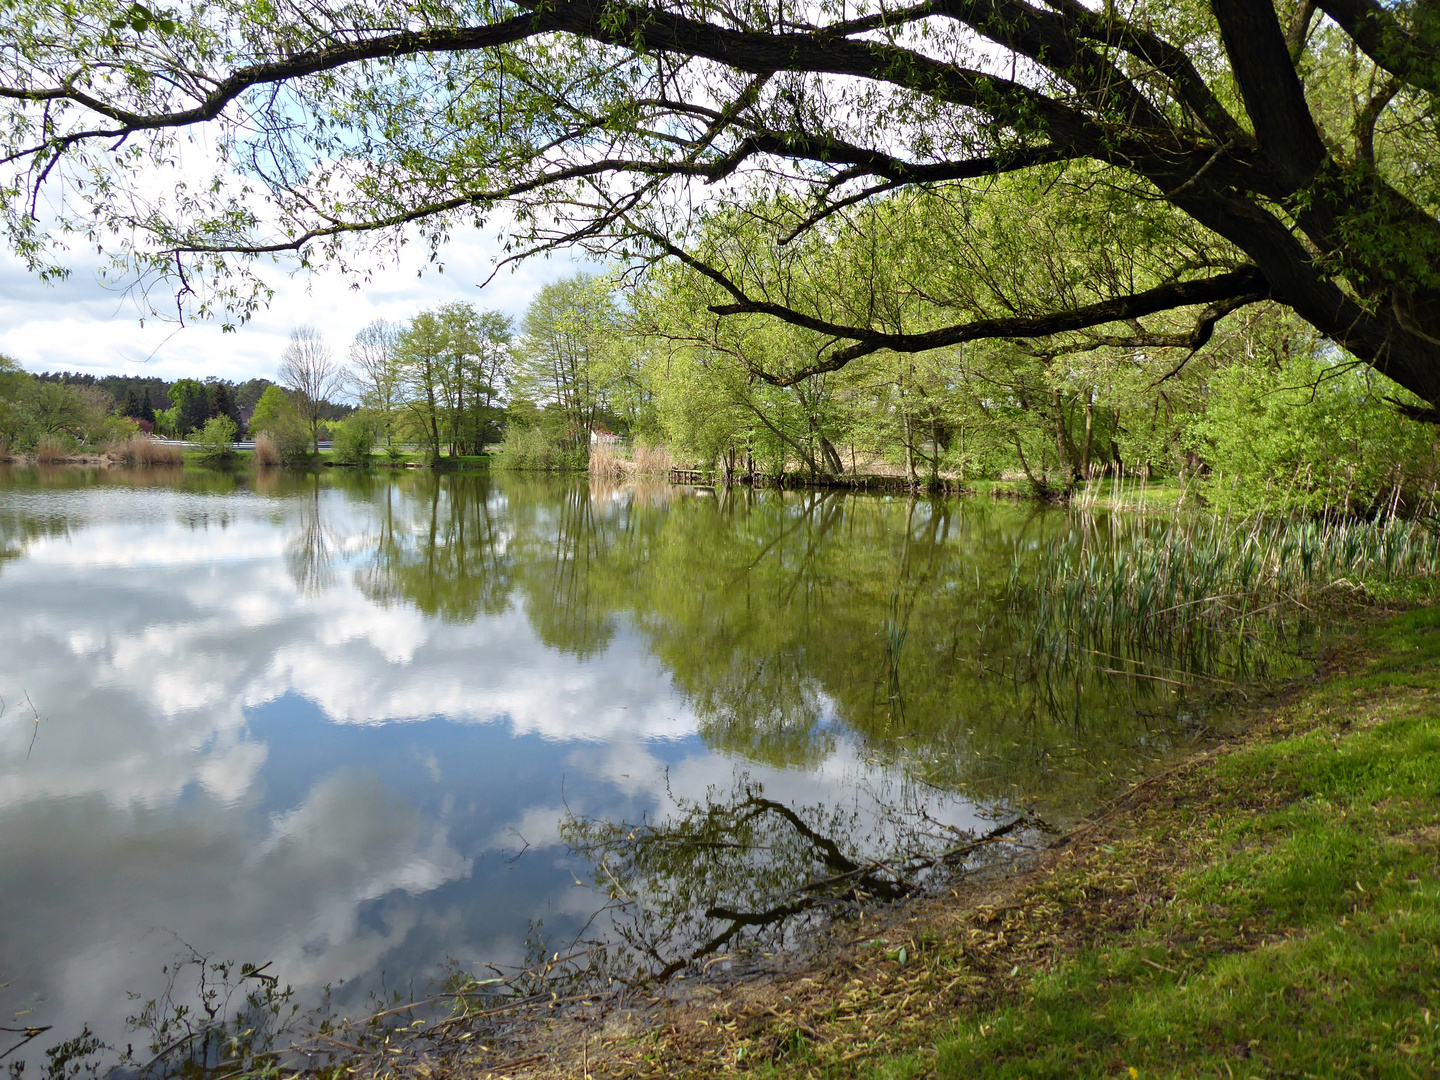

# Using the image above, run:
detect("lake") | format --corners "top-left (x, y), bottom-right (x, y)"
top-left (0, 467), bottom-right (1249, 1061)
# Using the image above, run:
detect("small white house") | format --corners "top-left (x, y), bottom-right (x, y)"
top-left (590, 424), bottom-right (624, 446)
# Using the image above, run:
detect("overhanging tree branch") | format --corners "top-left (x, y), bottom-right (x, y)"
top-left (701, 266), bottom-right (1272, 385)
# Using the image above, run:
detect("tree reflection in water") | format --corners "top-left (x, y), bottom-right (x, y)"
top-left (310, 473), bottom-right (1284, 975)
top-left (561, 775), bottom-right (1037, 983)
top-left (332, 474), bottom-right (1243, 812)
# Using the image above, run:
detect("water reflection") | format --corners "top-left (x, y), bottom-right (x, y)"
top-left (0, 468), bottom-right (1239, 1062)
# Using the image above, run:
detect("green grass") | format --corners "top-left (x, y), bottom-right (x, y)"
top-left (878, 609), bottom-right (1440, 1079)
top-left (644, 607), bottom-right (1440, 1080)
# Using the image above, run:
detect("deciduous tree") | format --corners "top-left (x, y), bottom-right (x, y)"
top-left (6, 0), bottom-right (1440, 415)
top-left (278, 326), bottom-right (344, 453)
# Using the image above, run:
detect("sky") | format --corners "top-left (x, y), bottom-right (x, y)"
top-left (0, 226), bottom-right (589, 386)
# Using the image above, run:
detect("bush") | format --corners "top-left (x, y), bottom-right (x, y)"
top-left (496, 426), bottom-right (588, 471)
top-left (265, 419), bottom-right (316, 464)
top-left (95, 414), bottom-right (141, 447)
top-left (333, 414), bottom-right (376, 465)
top-left (1189, 350), bottom-right (1440, 516)
top-left (195, 416), bottom-right (238, 463)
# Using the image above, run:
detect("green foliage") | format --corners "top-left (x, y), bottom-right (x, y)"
top-left (1188, 338), bottom-right (1440, 515)
top-left (193, 415), bottom-right (237, 462)
top-left (247, 385), bottom-right (311, 461)
top-left (515, 273), bottom-right (622, 443)
top-left (167, 378), bottom-right (210, 436)
top-left (395, 302), bottom-right (512, 462)
top-left (0, 358), bottom-right (120, 451)
top-left (247, 385), bottom-right (294, 434)
top-left (1010, 512), bottom-right (1440, 677)
top-left (332, 412), bottom-right (377, 465)
top-left (95, 414), bottom-right (141, 444)
top-left (494, 424), bottom-right (588, 471)
top-left (153, 406), bottom-right (179, 438)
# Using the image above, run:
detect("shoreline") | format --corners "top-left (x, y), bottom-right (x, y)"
top-left (491, 604), bottom-right (1440, 1078)
top-left (0, 456), bottom-right (1190, 511)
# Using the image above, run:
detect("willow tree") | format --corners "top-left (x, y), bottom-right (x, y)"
top-left (4, 0), bottom-right (1440, 411)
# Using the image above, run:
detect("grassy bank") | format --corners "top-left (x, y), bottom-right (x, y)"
top-left (575, 606), bottom-right (1440, 1079)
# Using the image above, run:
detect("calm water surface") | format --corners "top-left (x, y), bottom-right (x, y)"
top-left (0, 468), bottom-right (1232, 1054)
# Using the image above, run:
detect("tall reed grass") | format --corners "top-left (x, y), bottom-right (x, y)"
top-left (35, 434), bottom-right (72, 463)
top-left (589, 441), bottom-right (626, 479)
top-left (631, 441), bottom-right (673, 476)
top-left (252, 432), bottom-right (282, 467)
top-left (1008, 511), bottom-right (1440, 672)
top-left (110, 434), bottom-right (184, 467)
top-left (587, 440), bottom-right (674, 480)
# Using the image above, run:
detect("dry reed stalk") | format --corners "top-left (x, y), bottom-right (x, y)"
top-left (631, 442), bottom-right (672, 476)
top-left (115, 434), bottom-right (183, 466)
top-left (252, 432), bottom-right (281, 467)
top-left (35, 435), bottom-right (70, 463)
top-left (589, 441), bottom-right (627, 479)
top-left (146, 438), bottom-right (184, 466)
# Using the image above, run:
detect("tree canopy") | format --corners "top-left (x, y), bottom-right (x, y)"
top-left (3, 0), bottom-right (1440, 406)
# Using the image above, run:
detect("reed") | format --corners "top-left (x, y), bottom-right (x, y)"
top-left (588, 441), bottom-right (627, 479)
top-left (252, 432), bottom-right (282, 467)
top-left (35, 434), bottom-right (71, 463)
top-left (111, 434), bottom-right (184, 467)
top-left (1008, 508), bottom-right (1440, 673)
top-left (631, 441), bottom-right (673, 476)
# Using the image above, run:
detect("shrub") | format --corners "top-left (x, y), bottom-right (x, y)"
top-left (333, 414), bottom-right (376, 465)
top-left (195, 416), bottom-right (238, 463)
top-left (1189, 350), bottom-right (1440, 516)
top-left (96, 415), bottom-right (141, 452)
top-left (496, 426), bottom-right (588, 471)
top-left (255, 418), bottom-right (315, 464)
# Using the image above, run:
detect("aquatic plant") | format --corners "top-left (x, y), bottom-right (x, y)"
top-left (1007, 509), bottom-right (1440, 676)
top-left (34, 435), bottom-right (72, 463)
top-left (109, 434), bottom-right (184, 467)
top-left (251, 432), bottom-right (282, 467)
top-left (588, 440), bottom-right (626, 479)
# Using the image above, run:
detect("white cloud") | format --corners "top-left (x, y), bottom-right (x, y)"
top-left (0, 476), bottom-right (995, 1067)
top-left (0, 231), bottom-right (595, 383)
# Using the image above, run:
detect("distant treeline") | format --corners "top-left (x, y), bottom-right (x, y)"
top-left (0, 357), bottom-right (357, 457)
top-left (28, 373), bottom-right (347, 426)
